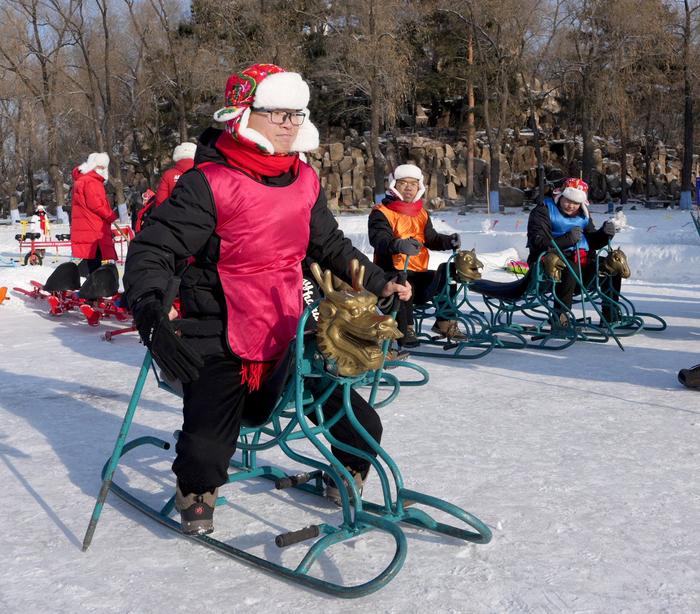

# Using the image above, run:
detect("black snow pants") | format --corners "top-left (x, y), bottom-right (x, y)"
top-left (396, 262), bottom-right (456, 337)
top-left (173, 352), bottom-right (383, 496)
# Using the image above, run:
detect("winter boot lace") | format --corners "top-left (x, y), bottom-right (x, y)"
top-left (176, 483), bottom-right (218, 536)
top-left (323, 467), bottom-right (366, 506)
top-left (431, 319), bottom-right (468, 341)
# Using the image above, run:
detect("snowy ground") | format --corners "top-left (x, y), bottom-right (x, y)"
top-left (1, 206), bottom-right (699, 613)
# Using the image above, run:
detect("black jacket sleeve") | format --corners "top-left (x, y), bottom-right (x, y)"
top-left (423, 214), bottom-right (453, 251)
top-left (368, 208), bottom-right (397, 255)
top-left (526, 203), bottom-right (555, 262)
top-left (307, 189), bottom-right (390, 297)
top-left (123, 169), bottom-right (217, 308)
top-left (585, 215), bottom-right (609, 251)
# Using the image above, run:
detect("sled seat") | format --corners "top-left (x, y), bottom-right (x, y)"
top-left (43, 262), bottom-right (81, 292)
top-left (16, 233), bottom-right (42, 241)
top-left (470, 274), bottom-right (531, 301)
top-left (79, 264), bottom-right (119, 299)
top-left (55, 233), bottom-right (71, 241)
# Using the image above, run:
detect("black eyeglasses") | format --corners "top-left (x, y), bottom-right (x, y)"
top-left (251, 108), bottom-right (306, 126)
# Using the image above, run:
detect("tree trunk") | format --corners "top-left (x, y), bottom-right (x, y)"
top-left (620, 128), bottom-right (628, 204)
top-left (644, 136), bottom-right (652, 200)
top-left (369, 0), bottom-right (385, 202)
top-left (370, 78), bottom-right (386, 202)
top-left (581, 87), bottom-right (594, 184)
top-left (466, 33), bottom-right (475, 201)
top-left (489, 140), bottom-right (501, 213)
top-left (681, 0), bottom-right (694, 209)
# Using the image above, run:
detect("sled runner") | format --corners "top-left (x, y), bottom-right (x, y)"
top-left (576, 243), bottom-right (666, 335)
top-left (82, 262), bottom-right (489, 598)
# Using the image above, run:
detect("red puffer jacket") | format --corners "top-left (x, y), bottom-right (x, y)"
top-left (155, 158), bottom-right (194, 205)
top-left (70, 168), bottom-right (118, 260)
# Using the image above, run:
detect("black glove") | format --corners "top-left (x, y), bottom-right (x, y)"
top-left (392, 237), bottom-right (422, 256)
top-left (449, 233), bottom-right (461, 249)
top-left (567, 226), bottom-right (583, 245)
top-left (602, 220), bottom-right (616, 237)
top-left (132, 294), bottom-right (203, 383)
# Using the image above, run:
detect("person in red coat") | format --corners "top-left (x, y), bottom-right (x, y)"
top-left (155, 142), bottom-right (196, 205)
top-left (70, 152), bottom-right (118, 273)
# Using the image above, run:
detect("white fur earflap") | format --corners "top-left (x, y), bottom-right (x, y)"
top-left (290, 108), bottom-right (319, 153)
top-left (388, 163), bottom-right (425, 202)
top-left (253, 72), bottom-right (310, 110)
top-left (79, 152), bottom-right (110, 175)
top-left (237, 108), bottom-right (276, 153)
top-left (173, 142), bottom-right (197, 162)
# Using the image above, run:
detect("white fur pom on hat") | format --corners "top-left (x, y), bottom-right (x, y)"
top-left (79, 152), bottom-right (110, 175)
top-left (173, 142), bottom-right (197, 162)
top-left (388, 164), bottom-right (426, 202)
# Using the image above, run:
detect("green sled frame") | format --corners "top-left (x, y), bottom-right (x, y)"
top-left (81, 303), bottom-right (491, 598)
top-left (408, 252), bottom-right (529, 359)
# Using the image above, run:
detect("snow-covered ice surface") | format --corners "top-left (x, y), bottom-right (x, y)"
top-left (1, 206), bottom-right (699, 613)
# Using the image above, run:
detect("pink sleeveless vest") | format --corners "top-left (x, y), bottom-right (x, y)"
top-left (199, 162), bottom-right (319, 361)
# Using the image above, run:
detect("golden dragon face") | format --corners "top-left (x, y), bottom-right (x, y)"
top-left (454, 249), bottom-right (484, 281)
top-left (542, 251), bottom-right (566, 282)
top-left (311, 260), bottom-right (402, 376)
top-left (601, 248), bottom-right (631, 279)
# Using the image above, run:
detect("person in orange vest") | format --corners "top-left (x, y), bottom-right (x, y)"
top-left (368, 164), bottom-right (465, 348)
top-left (155, 142), bottom-right (196, 205)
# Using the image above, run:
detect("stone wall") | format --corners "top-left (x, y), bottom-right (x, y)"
top-left (307, 130), bottom-right (696, 211)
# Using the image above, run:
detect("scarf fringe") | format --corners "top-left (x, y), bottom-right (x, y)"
top-left (240, 359), bottom-right (274, 392)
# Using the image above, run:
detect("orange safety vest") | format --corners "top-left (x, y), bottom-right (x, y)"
top-left (374, 204), bottom-right (430, 272)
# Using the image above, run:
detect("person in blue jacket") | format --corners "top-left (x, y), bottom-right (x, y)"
top-left (526, 177), bottom-right (618, 325)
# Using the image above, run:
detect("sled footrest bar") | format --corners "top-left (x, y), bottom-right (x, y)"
top-left (276, 525), bottom-right (321, 547)
top-left (275, 470), bottom-right (322, 490)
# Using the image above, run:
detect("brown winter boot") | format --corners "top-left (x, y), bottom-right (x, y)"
top-left (431, 320), bottom-right (468, 341)
top-left (399, 325), bottom-right (420, 348)
top-left (175, 483), bottom-right (218, 535)
top-left (323, 467), bottom-right (366, 506)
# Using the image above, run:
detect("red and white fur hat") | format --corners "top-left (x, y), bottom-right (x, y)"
top-left (554, 177), bottom-right (589, 216)
top-left (213, 63), bottom-right (319, 154)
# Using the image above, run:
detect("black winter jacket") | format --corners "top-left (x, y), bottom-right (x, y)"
top-left (124, 127), bottom-right (391, 355)
top-left (368, 195), bottom-right (453, 271)
top-left (526, 202), bottom-right (609, 268)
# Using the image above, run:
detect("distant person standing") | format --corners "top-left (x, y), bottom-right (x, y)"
top-left (70, 152), bottom-right (117, 274)
top-left (155, 142), bottom-right (196, 205)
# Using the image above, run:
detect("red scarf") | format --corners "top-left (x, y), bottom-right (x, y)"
top-left (573, 248), bottom-right (588, 267)
top-left (384, 198), bottom-right (424, 216)
top-left (215, 131), bottom-right (299, 180)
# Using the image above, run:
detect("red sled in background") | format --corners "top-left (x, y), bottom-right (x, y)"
top-left (13, 262), bottom-right (133, 335)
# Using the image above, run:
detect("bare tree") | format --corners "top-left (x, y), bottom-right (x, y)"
top-left (0, 0), bottom-right (76, 208)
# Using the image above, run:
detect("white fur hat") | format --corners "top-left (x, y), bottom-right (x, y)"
top-left (173, 142), bottom-right (196, 162)
top-left (388, 164), bottom-right (426, 202)
top-left (78, 152), bottom-right (110, 175)
top-left (212, 64), bottom-right (319, 154)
